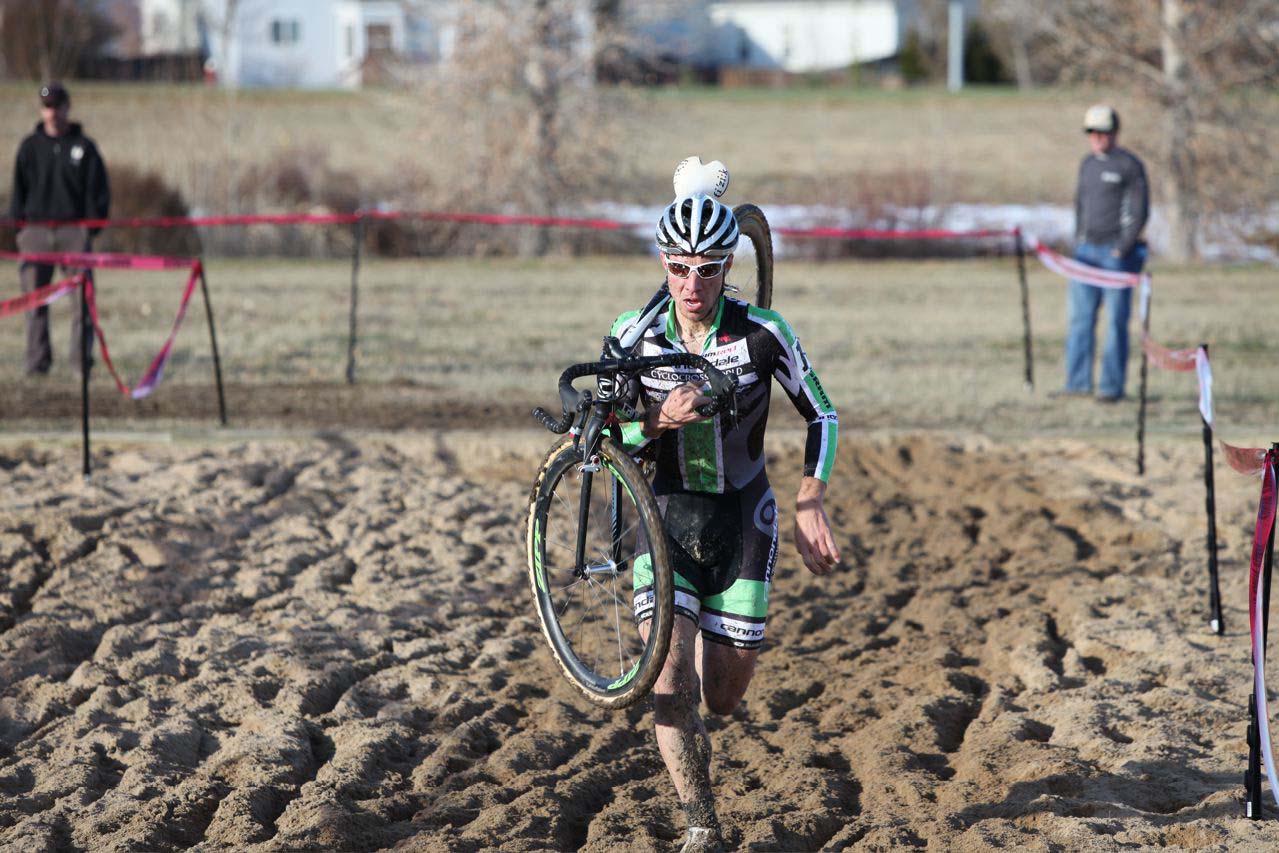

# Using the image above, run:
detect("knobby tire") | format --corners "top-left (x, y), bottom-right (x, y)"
top-left (733, 203), bottom-right (774, 309)
top-left (526, 436), bottom-right (673, 708)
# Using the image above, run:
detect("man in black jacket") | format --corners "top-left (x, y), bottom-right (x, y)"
top-left (1061, 104), bottom-right (1149, 402)
top-left (10, 82), bottom-right (111, 376)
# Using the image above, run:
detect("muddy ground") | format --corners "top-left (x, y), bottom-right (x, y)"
top-left (2, 429), bottom-right (1278, 852)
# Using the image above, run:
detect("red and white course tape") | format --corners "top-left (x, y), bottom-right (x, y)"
top-left (1247, 450), bottom-right (1279, 805)
top-left (1226, 444), bottom-right (1270, 477)
top-left (1024, 236), bottom-right (1149, 290)
top-left (1141, 339), bottom-right (1214, 425)
top-left (0, 273), bottom-right (80, 319)
top-left (83, 262), bottom-right (204, 399)
top-left (1024, 235), bottom-right (1155, 325)
top-left (1, 250), bottom-right (203, 399)
top-left (0, 249), bottom-right (197, 271)
top-left (0, 210), bottom-right (1013, 243)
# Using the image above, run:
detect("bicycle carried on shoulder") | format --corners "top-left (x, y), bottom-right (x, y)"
top-left (524, 203), bottom-right (773, 709)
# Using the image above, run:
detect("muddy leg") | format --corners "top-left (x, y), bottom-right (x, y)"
top-left (642, 616), bottom-right (721, 844)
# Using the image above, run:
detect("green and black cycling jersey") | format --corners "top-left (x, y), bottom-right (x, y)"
top-left (615, 290), bottom-right (838, 649)
top-left (611, 292), bottom-right (838, 494)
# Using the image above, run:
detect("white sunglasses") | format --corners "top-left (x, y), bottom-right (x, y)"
top-left (663, 256), bottom-right (728, 279)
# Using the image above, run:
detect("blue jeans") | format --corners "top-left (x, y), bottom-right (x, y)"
top-left (1064, 241), bottom-right (1148, 398)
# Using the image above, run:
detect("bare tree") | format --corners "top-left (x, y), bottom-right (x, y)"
top-left (1036, 0), bottom-right (1279, 260)
top-left (406, 0), bottom-right (634, 256)
top-left (983, 0), bottom-right (1057, 90)
top-left (0, 0), bottom-right (118, 80)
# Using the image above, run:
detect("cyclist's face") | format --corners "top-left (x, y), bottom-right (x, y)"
top-left (664, 253), bottom-right (732, 324)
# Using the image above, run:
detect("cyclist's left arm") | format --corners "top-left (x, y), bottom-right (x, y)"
top-left (764, 310), bottom-right (841, 575)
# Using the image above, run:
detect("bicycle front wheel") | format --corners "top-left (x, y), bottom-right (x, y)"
top-left (733, 203), bottom-right (774, 309)
top-left (526, 436), bottom-right (673, 708)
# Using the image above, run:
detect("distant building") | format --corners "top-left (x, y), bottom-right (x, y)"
top-left (625, 0), bottom-right (983, 77)
top-left (126, 0), bottom-right (410, 88)
top-left (708, 0), bottom-right (900, 71)
top-left (98, 0), bottom-right (144, 58)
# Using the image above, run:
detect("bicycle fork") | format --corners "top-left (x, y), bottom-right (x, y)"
top-left (572, 404), bottom-right (626, 582)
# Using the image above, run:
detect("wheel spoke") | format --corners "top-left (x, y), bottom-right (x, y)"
top-left (544, 535), bottom-right (580, 556)
top-left (590, 581), bottom-right (630, 612)
top-left (570, 583), bottom-right (588, 644)
top-left (533, 446), bottom-right (665, 705)
top-left (612, 572), bottom-right (624, 677)
top-left (586, 579), bottom-right (608, 668)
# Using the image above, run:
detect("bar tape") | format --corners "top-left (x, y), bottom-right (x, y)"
top-left (0, 210), bottom-right (1015, 242)
top-left (1141, 339), bottom-right (1213, 425)
top-left (1248, 450), bottom-right (1279, 807)
top-left (0, 273), bottom-right (80, 319)
top-left (0, 250), bottom-right (197, 271)
top-left (84, 262), bottom-right (204, 399)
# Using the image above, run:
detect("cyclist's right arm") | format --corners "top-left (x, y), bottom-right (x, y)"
top-left (610, 310), bottom-right (709, 451)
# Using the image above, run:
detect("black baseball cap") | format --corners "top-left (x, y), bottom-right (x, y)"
top-left (39, 83), bottom-right (69, 108)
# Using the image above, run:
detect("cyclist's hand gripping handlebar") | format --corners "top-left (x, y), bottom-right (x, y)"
top-left (532, 350), bottom-right (736, 434)
top-left (688, 356), bottom-right (736, 418)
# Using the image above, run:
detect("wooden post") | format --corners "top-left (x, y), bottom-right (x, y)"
top-left (1249, 690), bottom-right (1263, 818)
top-left (345, 215), bottom-right (365, 385)
top-left (1136, 281), bottom-right (1152, 475)
top-left (1014, 227), bottom-right (1034, 391)
top-left (79, 272), bottom-right (91, 478)
top-left (197, 262), bottom-right (229, 426)
top-left (1202, 343), bottom-right (1222, 634)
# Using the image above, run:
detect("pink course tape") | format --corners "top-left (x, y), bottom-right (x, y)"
top-left (0, 250), bottom-right (204, 399)
top-left (0, 273), bottom-right (80, 318)
top-left (0, 250), bottom-right (196, 270)
top-left (82, 262), bottom-right (203, 399)
top-left (0, 211), bottom-right (1013, 242)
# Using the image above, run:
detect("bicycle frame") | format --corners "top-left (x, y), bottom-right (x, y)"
top-left (532, 282), bottom-right (739, 582)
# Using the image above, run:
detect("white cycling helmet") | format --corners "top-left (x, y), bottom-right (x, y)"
top-left (656, 195), bottom-right (739, 257)
top-left (656, 156), bottom-right (739, 257)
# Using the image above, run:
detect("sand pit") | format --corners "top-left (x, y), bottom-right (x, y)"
top-left (2, 430), bottom-right (1278, 851)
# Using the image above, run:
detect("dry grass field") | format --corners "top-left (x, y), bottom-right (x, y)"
top-left (1, 255), bottom-right (1274, 442)
top-left (0, 82), bottom-right (1156, 213)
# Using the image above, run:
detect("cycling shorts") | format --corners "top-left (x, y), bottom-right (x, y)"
top-left (632, 471), bottom-right (778, 650)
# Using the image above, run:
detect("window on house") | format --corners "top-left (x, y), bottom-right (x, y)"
top-left (270, 19), bottom-right (301, 45)
top-left (346, 25), bottom-right (355, 58)
top-left (366, 23), bottom-right (393, 55)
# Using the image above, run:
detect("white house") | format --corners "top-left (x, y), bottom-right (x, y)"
top-left (138, 0), bottom-right (408, 89)
top-left (626, 0), bottom-right (983, 75)
top-left (707, 0), bottom-right (900, 71)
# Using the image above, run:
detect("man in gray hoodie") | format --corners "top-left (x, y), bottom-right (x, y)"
top-left (1062, 104), bottom-right (1148, 402)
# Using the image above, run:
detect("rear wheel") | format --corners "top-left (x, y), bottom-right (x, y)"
top-left (733, 203), bottom-right (774, 309)
top-left (526, 436), bottom-right (673, 708)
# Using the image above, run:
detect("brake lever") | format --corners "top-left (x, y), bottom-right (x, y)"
top-left (693, 380), bottom-right (737, 420)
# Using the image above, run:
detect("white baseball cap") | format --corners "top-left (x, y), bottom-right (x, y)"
top-left (1083, 104), bottom-right (1118, 133)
